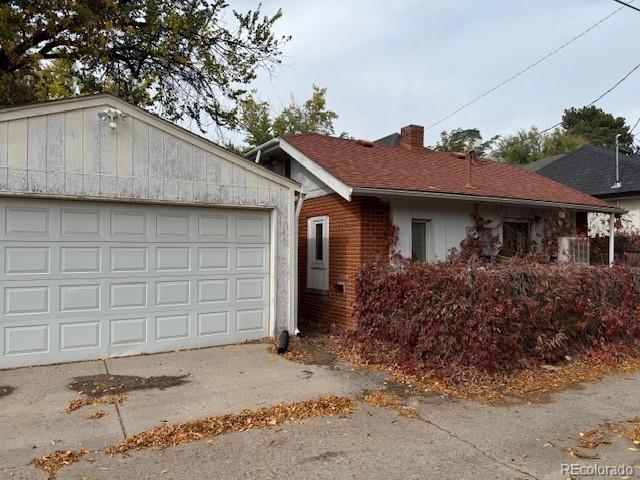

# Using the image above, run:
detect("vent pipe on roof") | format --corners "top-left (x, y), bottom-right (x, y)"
top-left (611, 134), bottom-right (622, 189)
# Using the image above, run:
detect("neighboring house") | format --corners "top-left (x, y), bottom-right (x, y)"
top-left (0, 94), bottom-right (299, 369)
top-left (526, 144), bottom-right (640, 234)
top-left (247, 125), bottom-right (622, 327)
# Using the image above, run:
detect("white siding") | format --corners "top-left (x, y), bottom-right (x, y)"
top-left (390, 197), bottom-right (560, 261)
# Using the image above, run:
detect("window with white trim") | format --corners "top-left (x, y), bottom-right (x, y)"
top-left (411, 219), bottom-right (432, 262)
top-left (307, 216), bottom-right (329, 291)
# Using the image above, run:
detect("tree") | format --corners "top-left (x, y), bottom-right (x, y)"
top-left (562, 106), bottom-right (633, 149)
top-left (238, 85), bottom-right (340, 149)
top-left (493, 127), bottom-right (587, 165)
top-left (0, 1), bottom-right (289, 130)
top-left (431, 128), bottom-right (498, 157)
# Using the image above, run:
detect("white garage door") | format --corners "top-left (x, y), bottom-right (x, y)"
top-left (0, 198), bottom-right (271, 369)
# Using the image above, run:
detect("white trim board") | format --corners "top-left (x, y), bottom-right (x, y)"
top-left (279, 139), bottom-right (353, 201)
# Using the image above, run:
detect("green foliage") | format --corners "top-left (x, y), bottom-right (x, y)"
top-left (431, 128), bottom-right (498, 157)
top-left (494, 127), bottom-right (587, 165)
top-left (238, 85), bottom-right (340, 150)
top-left (0, 0), bottom-right (289, 130)
top-left (562, 106), bottom-right (633, 149)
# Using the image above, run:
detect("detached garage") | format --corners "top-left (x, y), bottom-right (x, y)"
top-left (0, 94), bottom-right (298, 369)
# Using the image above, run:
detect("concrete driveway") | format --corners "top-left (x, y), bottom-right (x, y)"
top-left (1, 342), bottom-right (640, 480)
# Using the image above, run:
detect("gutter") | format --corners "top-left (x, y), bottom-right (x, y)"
top-left (351, 187), bottom-right (627, 215)
top-left (245, 138), bottom-right (281, 160)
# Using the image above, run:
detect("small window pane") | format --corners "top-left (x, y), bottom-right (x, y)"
top-left (412, 221), bottom-right (427, 261)
top-left (315, 222), bottom-right (323, 261)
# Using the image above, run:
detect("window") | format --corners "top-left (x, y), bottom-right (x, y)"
top-left (315, 222), bottom-right (324, 261)
top-left (411, 219), bottom-right (431, 262)
top-left (307, 216), bottom-right (329, 291)
top-left (501, 221), bottom-right (531, 257)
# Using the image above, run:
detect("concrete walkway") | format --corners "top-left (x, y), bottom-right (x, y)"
top-left (1, 343), bottom-right (640, 479)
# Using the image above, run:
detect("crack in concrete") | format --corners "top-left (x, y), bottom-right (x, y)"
top-left (420, 416), bottom-right (539, 480)
top-left (103, 359), bottom-right (128, 440)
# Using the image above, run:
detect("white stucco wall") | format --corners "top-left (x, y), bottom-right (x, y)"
top-left (589, 196), bottom-right (640, 236)
top-left (0, 95), bottom-right (298, 333)
top-left (389, 197), bottom-right (564, 260)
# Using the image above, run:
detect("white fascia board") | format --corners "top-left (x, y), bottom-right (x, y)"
top-left (0, 94), bottom-right (300, 191)
top-left (353, 187), bottom-right (627, 214)
top-left (279, 139), bottom-right (353, 201)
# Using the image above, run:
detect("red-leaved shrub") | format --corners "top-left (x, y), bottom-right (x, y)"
top-left (352, 258), bottom-right (640, 377)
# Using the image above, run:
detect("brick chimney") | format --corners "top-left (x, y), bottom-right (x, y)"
top-left (400, 125), bottom-right (424, 150)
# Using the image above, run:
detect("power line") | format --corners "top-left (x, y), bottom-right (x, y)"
top-left (612, 0), bottom-right (640, 13)
top-left (424, 4), bottom-right (628, 132)
top-left (631, 115), bottom-right (640, 134)
top-left (503, 60), bottom-right (640, 146)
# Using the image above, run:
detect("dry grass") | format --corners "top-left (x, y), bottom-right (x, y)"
top-left (32, 449), bottom-right (90, 479)
top-left (87, 410), bottom-right (108, 420)
top-left (36, 396), bottom-right (356, 479)
top-left (614, 417), bottom-right (640, 444)
top-left (65, 394), bottom-right (125, 413)
top-left (361, 389), bottom-right (419, 418)
top-left (578, 429), bottom-right (611, 449)
top-left (104, 395), bottom-right (356, 454)
top-left (335, 337), bottom-right (640, 405)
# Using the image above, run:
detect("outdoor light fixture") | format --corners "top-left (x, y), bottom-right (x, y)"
top-left (98, 107), bottom-right (128, 129)
top-left (611, 133), bottom-right (622, 189)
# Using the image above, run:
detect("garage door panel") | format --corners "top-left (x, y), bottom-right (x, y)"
top-left (111, 247), bottom-right (148, 272)
top-left (110, 210), bottom-right (148, 238)
top-left (110, 282), bottom-right (148, 309)
top-left (198, 215), bottom-right (230, 240)
top-left (4, 324), bottom-right (50, 355)
top-left (156, 212), bottom-right (190, 238)
top-left (61, 247), bottom-right (101, 273)
top-left (236, 277), bottom-right (266, 302)
top-left (5, 246), bottom-right (50, 274)
top-left (236, 215), bottom-right (269, 243)
top-left (155, 314), bottom-right (190, 342)
top-left (156, 247), bottom-right (190, 271)
top-left (5, 207), bottom-right (50, 236)
top-left (60, 209), bottom-right (101, 236)
top-left (110, 317), bottom-right (148, 346)
top-left (197, 279), bottom-right (229, 304)
top-left (5, 285), bottom-right (50, 315)
top-left (1, 199), bottom-right (271, 369)
top-left (197, 311), bottom-right (229, 336)
top-left (236, 308), bottom-right (266, 332)
top-left (198, 247), bottom-right (229, 270)
top-left (155, 280), bottom-right (190, 307)
top-left (59, 321), bottom-right (100, 351)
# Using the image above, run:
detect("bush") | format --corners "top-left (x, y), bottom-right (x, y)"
top-left (352, 258), bottom-right (640, 377)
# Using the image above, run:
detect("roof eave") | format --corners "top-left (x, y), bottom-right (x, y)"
top-left (352, 187), bottom-right (626, 214)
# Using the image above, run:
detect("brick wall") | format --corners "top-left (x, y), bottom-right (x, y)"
top-left (298, 194), bottom-right (391, 328)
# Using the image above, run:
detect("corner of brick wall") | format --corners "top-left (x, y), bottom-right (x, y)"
top-left (298, 194), bottom-right (391, 329)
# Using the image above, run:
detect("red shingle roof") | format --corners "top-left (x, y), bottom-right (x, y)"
top-left (283, 133), bottom-right (616, 211)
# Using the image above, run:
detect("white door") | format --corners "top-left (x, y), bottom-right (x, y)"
top-left (0, 198), bottom-right (271, 369)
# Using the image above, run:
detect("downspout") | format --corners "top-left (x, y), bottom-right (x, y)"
top-left (609, 213), bottom-right (616, 266)
top-left (293, 191), bottom-right (306, 335)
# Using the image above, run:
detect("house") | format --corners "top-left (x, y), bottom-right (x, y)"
top-left (246, 125), bottom-right (622, 327)
top-left (526, 144), bottom-right (640, 234)
top-left (0, 94), bottom-right (299, 369)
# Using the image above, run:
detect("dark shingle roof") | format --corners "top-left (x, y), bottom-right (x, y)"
top-left (374, 132), bottom-right (400, 146)
top-left (535, 145), bottom-right (640, 198)
top-left (524, 154), bottom-right (566, 172)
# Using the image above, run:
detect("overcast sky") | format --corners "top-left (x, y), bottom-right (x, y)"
top-left (216, 0), bottom-right (640, 147)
